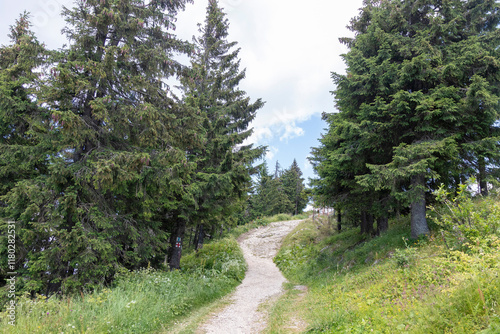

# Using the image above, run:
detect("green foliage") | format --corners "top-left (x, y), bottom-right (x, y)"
top-left (393, 237), bottom-right (418, 268)
top-left (0, 237), bottom-right (245, 333)
top-left (249, 160), bottom-right (308, 218)
top-left (0, 0), bottom-right (266, 294)
top-left (429, 180), bottom-right (500, 252)
top-left (181, 237), bottom-right (246, 282)
top-left (272, 194), bottom-right (500, 333)
top-left (167, 0), bottom-right (265, 267)
top-left (310, 0), bottom-right (500, 238)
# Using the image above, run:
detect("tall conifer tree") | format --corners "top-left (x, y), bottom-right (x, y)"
top-left (281, 159), bottom-right (307, 215)
top-left (313, 0), bottom-right (500, 238)
top-left (0, 13), bottom-right (48, 292)
top-left (2, 0), bottom-right (198, 292)
top-left (175, 0), bottom-right (265, 265)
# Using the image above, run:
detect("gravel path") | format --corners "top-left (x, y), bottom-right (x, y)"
top-left (198, 220), bottom-right (303, 334)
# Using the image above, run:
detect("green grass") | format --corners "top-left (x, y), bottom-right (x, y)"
top-left (0, 212), bottom-right (307, 334)
top-left (273, 207), bottom-right (500, 333)
top-left (0, 237), bottom-right (246, 334)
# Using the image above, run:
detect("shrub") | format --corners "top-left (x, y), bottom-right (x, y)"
top-left (429, 180), bottom-right (500, 252)
top-left (181, 237), bottom-right (246, 282)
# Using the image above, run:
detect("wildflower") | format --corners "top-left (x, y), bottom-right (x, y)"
top-left (125, 300), bottom-right (137, 308)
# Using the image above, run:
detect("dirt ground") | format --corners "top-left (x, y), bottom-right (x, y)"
top-left (198, 220), bottom-right (303, 334)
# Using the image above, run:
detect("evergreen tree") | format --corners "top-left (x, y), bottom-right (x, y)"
top-left (249, 159), bottom-right (307, 217)
top-left (0, 13), bottom-right (48, 293)
top-left (313, 0), bottom-right (500, 239)
top-left (176, 0), bottom-right (265, 265)
top-left (2, 0), bottom-right (198, 292)
top-left (281, 159), bottom-right (307, 215)
top-left (249, 161), bottom-right (272, 218)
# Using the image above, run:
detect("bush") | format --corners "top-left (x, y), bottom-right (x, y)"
top-left (181, 237), bottom-right (246, 282)
top-left (429, 180), bottom-right (500, 252)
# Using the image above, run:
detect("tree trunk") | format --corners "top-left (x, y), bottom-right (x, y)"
top-left (195, 223), bottom-right (205, 251)
top-left (167, 219), bottom-right (186, 270)
top-left (377, 216), bottom-right (388, 234)
top-left (360, 211), bottom-right (374, 235)
top-left (193, 224), bottom-right (200, 248)
top-left (367, 213), bottom-right (374, 235)
top-left (337, 209), bottom-right (342, 232)
top-left (478, 157), bottom-right (488, 196)
top-left (411, 174), bottom-right (430, 239)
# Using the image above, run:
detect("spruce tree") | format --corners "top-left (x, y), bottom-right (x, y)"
top-left (281, 159), bottom-right (307, 215)
top-left (2, 0), bottom-right (198, 292)
top-left (0, 13), bottom-right (48, 293)
top-left (176, 0), bottom-right (265, 265)
top-left (314, 0), bottom-right (500, 239)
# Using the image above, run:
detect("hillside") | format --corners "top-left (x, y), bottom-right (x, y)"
top-left (269, 192), bottom-right (500, 333)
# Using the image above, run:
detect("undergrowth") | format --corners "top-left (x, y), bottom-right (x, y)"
top-left (0, 237), bottom-right (245, 333)
top-left (274, 190), bottom-right (500, 333)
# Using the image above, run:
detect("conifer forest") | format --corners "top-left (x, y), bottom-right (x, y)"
top-left (1, 0), bottom-right (500, 333)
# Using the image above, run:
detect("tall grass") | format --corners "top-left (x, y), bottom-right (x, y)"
top-left (0, 238), bottom-right (245, 334)
top-left (272, 196), bottom-right (500, 333)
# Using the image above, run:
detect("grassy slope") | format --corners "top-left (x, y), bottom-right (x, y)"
top-left (272, 212), bottom-right (500, 333)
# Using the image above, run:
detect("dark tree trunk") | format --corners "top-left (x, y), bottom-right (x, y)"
top-left (195, 223), bottom-right (205, 251)
top-left (411, 174), bottom-right (430, 239)
top-left (478, 157), bottom-right (488, 196)
top-left (167, 219), bottom-right (186, 270)
top-left (361, 211), bottom-right (367, 234)
top-left (367, 213), bottom-right (374, 235)
top-left (188, 226), bottom-right (195, 247)
top-left (360, 211), bottom-right (374, 235)
top-left (193, 224), bottom-right (200, 248)
top-left (377, 216), bottom-right (388, 234)
top-left (337, 209), bottom-right (342, 232)
top-left (210, 224), bottom-right (216, 240)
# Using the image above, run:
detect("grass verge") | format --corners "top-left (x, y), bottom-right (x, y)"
top-left (273, 204), bottom-right (500, 333)
top-left (0, 237), bottom-right (245, 334)
top-left (264, 282), bottom-right (309, 334)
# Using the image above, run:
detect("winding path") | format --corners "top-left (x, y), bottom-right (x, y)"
top-left (198, 220), bottom-right (302, 334)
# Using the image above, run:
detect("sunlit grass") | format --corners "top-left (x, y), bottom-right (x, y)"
top-left (274, 206), bottom-right (500, 333)
top-left (0, 238), bottom-right (246, 334)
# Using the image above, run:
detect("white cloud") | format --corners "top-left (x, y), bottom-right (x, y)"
top-left (265, 146), bottom-right (279, 161)
top-left (280, 123), bottom-right (304, 142)
top-left (221, 0), bottom-right (363, 147)
top-left (303, 157), bottom-right (312, 172)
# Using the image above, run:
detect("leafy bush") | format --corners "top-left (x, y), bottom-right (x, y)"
top-left (393, 237), bottom-right (418, 268)
top-left (429, 180), bottom-right (500, 252)
top-left (181, 237), bottom-right (246, 282)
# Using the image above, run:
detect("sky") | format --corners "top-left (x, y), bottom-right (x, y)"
top-left (0, 0), bottom-right (364, 183)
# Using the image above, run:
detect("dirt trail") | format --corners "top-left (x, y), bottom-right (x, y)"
top-left (198, 220), bottom-right (302, 334)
